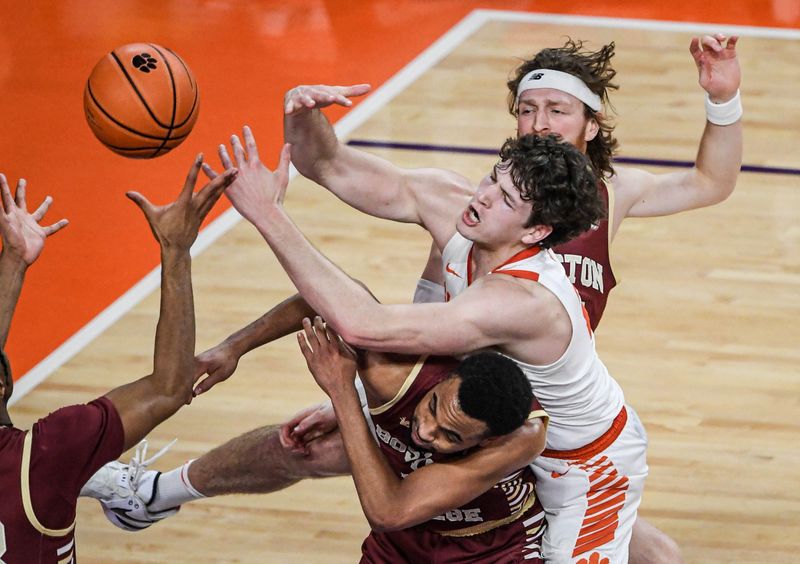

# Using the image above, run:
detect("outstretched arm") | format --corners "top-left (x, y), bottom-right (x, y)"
top-left (284, 84), bottom-right (472, 232)
top-left (192, 293), bottom-right (316, 395)
top-left (615, 34), bottom-right (742, 221)
top-left (0, 174), bottom-right (68, 348)
top-left (104, 157), bottom-right (237, 450)
top-left (216, 130), bottom-right (543, 358)
top-left (298, 318), bottom-right (544, 531)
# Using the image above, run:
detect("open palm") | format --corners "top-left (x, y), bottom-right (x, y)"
top-left (0, 174), bottom-right (68, 266)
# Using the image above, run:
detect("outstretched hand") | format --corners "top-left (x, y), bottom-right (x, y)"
top-left (202, 126), bottom-right (291, 227)
top-left (284, 84), bottom-right (371, 115)
top-left (192, 341), bottom-right (240, 397)
top-left (127, 154), bottom-right (238, 250)
top-left (0, 173), bottom-right (68, 266)
top-left (297, 316), bottom-right (357, 398)
top-left (689, 34), bottom-right (741, 103)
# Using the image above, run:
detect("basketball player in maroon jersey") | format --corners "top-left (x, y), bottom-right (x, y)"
top-left (297, 316), bottom-right (548, 562)
top-left (0, 160), bottom-right (236, 563)
top-left (87, 34), bottom-right (740, 563)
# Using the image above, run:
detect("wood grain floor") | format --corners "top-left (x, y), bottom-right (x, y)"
top-left (10, 16), bottom-right (800, 564)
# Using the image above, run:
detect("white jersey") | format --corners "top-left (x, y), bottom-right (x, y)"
top-left (441, 232), bottom-right (624, 451)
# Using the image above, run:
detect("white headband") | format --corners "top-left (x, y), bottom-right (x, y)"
top-left (515, 69), bottom-right (602, 112)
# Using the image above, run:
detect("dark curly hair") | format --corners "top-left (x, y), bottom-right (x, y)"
top-left (506, 38), bottom-right (619, 179)
top-left (455, 352), bottom-right (532, 437)
top-left (498, 134), bottom-right (605, 248)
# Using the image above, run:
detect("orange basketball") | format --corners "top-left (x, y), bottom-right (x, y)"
top-left (84, 43), bottom-right (200, 159)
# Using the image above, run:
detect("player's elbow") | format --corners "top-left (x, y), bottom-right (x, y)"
top-left (365, 506), bottom-right (417, 532)
top-left (152, 373), bottom-right (194, 408)
top-left (694, 169), bottom-right (738, 208)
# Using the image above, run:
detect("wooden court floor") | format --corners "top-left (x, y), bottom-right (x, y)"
top-left (6, 5), bottom-right (800, 564)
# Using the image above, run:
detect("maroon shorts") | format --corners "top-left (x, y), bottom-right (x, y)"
top-left (360, 504), bottom-right (545, 563)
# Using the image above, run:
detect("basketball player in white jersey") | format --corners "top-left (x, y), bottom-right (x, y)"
top-left (200, 127), bottom-right (646, 563)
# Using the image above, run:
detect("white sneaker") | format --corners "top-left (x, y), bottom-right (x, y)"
top-left (82, 439), bottom-right (180, 531)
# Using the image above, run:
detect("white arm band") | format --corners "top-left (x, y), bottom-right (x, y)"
top-left (705, 90), bottom-right (742, 126)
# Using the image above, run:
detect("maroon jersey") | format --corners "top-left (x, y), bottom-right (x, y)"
top-left (368, 355), bottom-right (547, 538)
top-left (0, 396), bottom-right (124, 563)
top-left (552, 181), bottom-right (616, 330)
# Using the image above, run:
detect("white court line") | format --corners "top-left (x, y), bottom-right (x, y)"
top-left (476, 9), bottom-right (800, 39)
top-left (11, 8), bottom-right (790, 403)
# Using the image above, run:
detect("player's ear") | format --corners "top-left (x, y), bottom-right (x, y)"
top-left (521, 224), bottom-right (552, 246)
top-left (584, 115), bottom-right (600, 142)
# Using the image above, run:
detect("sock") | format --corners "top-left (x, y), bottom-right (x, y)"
top-left (147, 459), bottom-right (205, 512)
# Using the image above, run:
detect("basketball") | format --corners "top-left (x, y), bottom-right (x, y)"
top-left (83, 43), bottom-right (200, 159)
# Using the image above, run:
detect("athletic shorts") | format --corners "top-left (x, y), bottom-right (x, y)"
top-left (532, 404), bottom-right (649, 564)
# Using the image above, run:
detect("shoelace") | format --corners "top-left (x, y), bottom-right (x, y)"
top-left (126, 438), bottom-right (177, 492)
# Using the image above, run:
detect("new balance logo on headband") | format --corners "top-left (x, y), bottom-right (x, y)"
top-left (515, 69), bottom-right (602, 112)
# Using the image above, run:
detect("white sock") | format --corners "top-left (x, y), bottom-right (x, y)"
top-left (148, 459), bottom-right (205, 512)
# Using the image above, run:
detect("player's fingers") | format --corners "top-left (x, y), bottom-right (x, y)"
top-left (0, 174), bottom-right (14, 212)
top-left (278, 423), bottom-right (296, 449)
top-left (42, 218), bottom-right (69, 236)
top-left (301, 93), bottom-right (317, 108)
top-left (277, 143), bottom-right (292, 182)
top-left (726, 36), bottom-right (739, 50)
top-left (689, 37), bottom-right (701, 56)
top-left (218, 143), bottom-right (235, 171)
top-left (313, 316), bottom-right (330, 343)
top-left (197, 168), bottom-right (238, 215)
top-left (14, 178), bottom-right (27, 210)
top-left (125, 191), bottom-right (154, 215)
top-left (231, 134), bottom-right (247, 167)
top-left (181, 154), bottom-right (203, 200)
top-left (302, 317), bottom-right (320, 349)
top-left (201, 162), bottom-right (219, 180)
top-left (300, 428), bottom-right (326, 443)
top-left (193, 375), bottom-right (216, 396)
top-left (31, 195), bottom-right (53, 221)
top-left (297, 331), bottom-right (315, 364)
top-left (242, 125), bottom-right (260, 162)
top-left (700, 35), bottom-right (722, 52)
top-left (325, 323), bottom-right (342, 342)
top-left (340, 83), bottom-right (371, 100)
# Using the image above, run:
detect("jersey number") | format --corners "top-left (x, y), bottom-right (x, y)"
top-left (0, 520), bottom-right (6, 564)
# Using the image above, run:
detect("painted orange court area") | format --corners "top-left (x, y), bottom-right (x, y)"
top-left (0, 1), bottom-right (796, 380)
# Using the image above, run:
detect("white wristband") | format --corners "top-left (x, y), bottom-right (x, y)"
top-left (705, 90), bottom-right (742, 126)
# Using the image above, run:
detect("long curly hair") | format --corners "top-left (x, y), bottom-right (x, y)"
top-left (506, 38), bottom-right (619, 179)
top-left (498, 134), bottom-right (605, 249)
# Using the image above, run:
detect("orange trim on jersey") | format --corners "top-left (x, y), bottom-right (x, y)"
top-left (541, 406), bottom-right (627, 460)
top-left (493, 246), bottom-right (542, 272)
top-left (466, 245), bottom-right (542, 286)
top-left (492, 269), bottom-right (540, 282)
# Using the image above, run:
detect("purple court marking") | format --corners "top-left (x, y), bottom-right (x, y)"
top-left (347, 139), bottom-right (800, 177)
